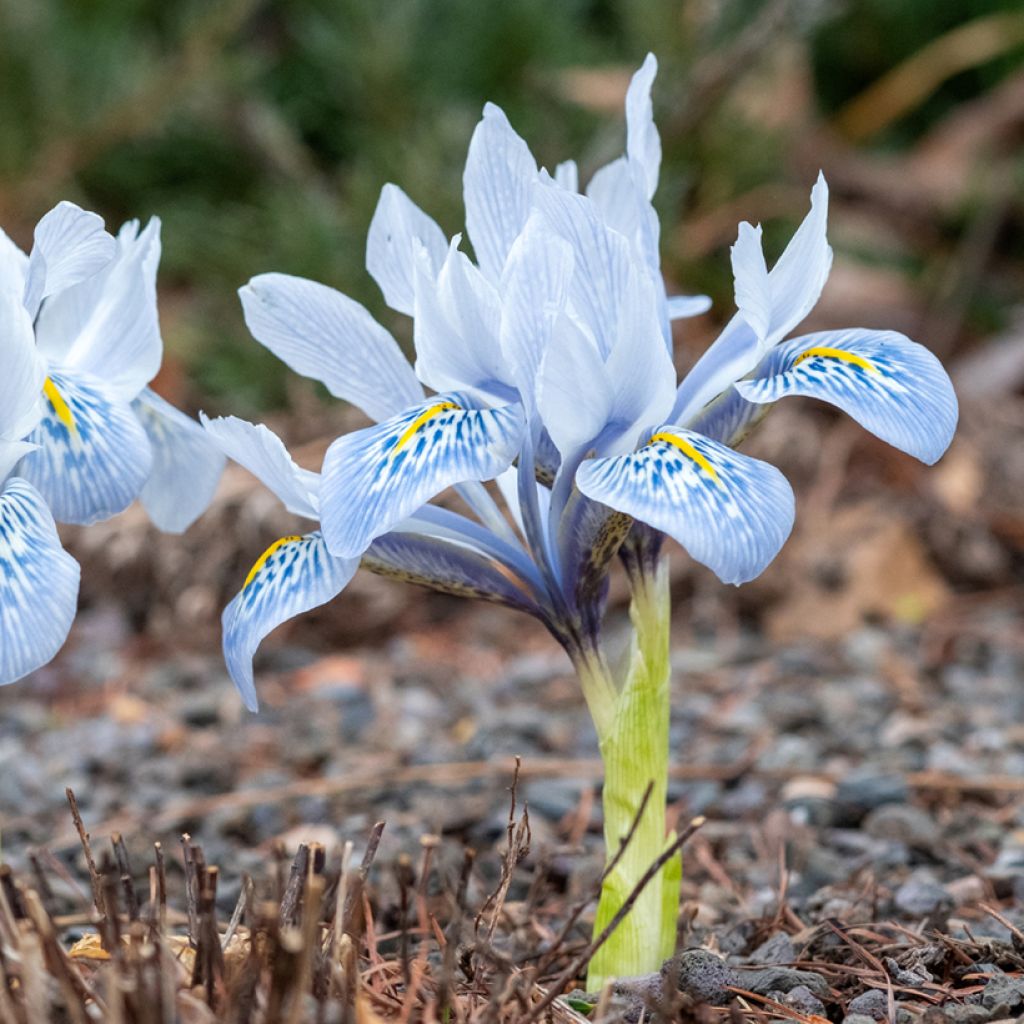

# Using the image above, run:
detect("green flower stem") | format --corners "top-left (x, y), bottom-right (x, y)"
top-left (586, 554), bottom-right (678, 990)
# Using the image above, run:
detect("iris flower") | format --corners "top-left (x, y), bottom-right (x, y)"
top-left (0, 203), bottom-right (226, 685)
top-left (211, 54), bottom-right (956, 985)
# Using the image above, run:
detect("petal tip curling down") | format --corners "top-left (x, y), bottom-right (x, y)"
top-left (0, 478), bottom-right (81, 686)
top-left (576, 427), bottom-right (795, 586)
top-left (223, 532), bottom-right (358, 712)
top-left (736, 328), bottom-right (958, 465)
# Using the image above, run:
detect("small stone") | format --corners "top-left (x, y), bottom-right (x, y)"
top-left (664, 949), bottom-right (737, 1005)
top-left (981, 973), bottom-right (1024, 1012)
top-left (843, 1014), bottom-right (879, 1024)
top-left (938, 1006), bottom-right (993, 1024)
top-left (894, 873), bottom-right (954, 919)
top-left (738, 966), bottom-right (830, 999)
top-left (863, 803), bottom-right (941, 848)
top-left (836, 772), bottom-right (910, 817)
top-left (846, 989), bottom-right (890, 1019)
top-left (747, 932), bottom-right (795, 965)
top-left (944, 875), bottom-right (986, 905)
top-left (775, 985), bottom-right (826, 1016)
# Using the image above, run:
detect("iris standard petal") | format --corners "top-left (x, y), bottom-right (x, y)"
top-left (0, 478), bottom-right (80, 686)
top-left (412, 241), bottom-right (517, 403)
top-left (18, 369), bottom-right (153, 525)
top-left (737, 329), bottom-right (958, 465)
top-left (498, 215), bottom-right (574, 414)
top-left (22, 202), bottom-right (115, 319)
top-left (133, 389), bottom-right (226, 533)
top-left (200, 414), bottom-right (318, 520)
top-left (667, 294), bottom-right (713, 319)
top-left (463, 103), bottom-right (538, 282)
top-left (320, 395), bottom-right (525, 559)
top-left (223, 531), bottom-right (358, 711)
top-left (363, 530), bottom-right (542, 615)
top-left (0, 227), bottom-right (29, 298)
top-left (0, 287), bottom-right (45, 442)
top-left (240, 273), bottom-right (424, 423)
top-left (625, 53), bottom-right (661, 201)
top-left (672, 175), bottom-right (833, 425)
top-left (366, 183), bottom-right (449, 316)
top-left (576, 426), bottom-right (795, 585)
top-left (37, 218), bottom-right (163, 402)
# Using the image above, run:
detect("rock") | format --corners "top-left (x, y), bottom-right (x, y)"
top-left (664, 949), bottom-right (737, 1005)
top-left (938, 1006), bottom-right (993, 1024)
top-left (847, 988), bottom-right (889, 1019)
top-left (774, 985), bottom-right (826, 1016)
top-left (894, 873), bottom-right (954, 919)
top-left (738, 965), bottom-right (830, 999)
top-left (863, 803), bottom-right (941, 848)
top-left (981, 972), bottom-right (1024, 1012)
top-left (843, 1015), bottom-right (879, 1024)
top-left (747, 932), bottom-right (795, 965)
top-left (836, 772), bottom-right (910, 818)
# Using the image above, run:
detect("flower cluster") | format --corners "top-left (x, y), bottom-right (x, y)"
top-left (0, 203), bottom-right (225, 685)
top-left (204, 54), bottom-right (957, 710)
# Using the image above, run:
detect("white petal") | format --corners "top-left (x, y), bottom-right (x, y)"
top-left (18, 369), bottom-right (153, 525)
top-left (0, 478), bottom-right (80, 686)
top-left (23, 202), bottom-right (115, 318)
top-left (223, 532), bottom-right (357, 710)
top-left (463, 103), bottom-right (538, 281)
top-left (0, 287), bottom-right (45, 442)
top-left (498, 214), bottom-right (574, 413)
top-left (577, 426), bottom-right (795, 585)
top-left (412, 240), bottom-right (515, 402)
top-left (731, 221), bottom-right (771, 341)
top-left (366, 183), bottom-right (448, 315)
top-left (39, 218), bottom-right (163, 401)
top-left (320, 394), bottom-right (525, 558)
top-left (133, 389), bottom-right (226, 532)
top-left (625, 52), bottom-right (661, 201)
top-left (737, 328), bottom-right (958, 465)
top-left (240, 273), bottom-right (423, 423)
top-left (200, 414), bottom-right (318, 519)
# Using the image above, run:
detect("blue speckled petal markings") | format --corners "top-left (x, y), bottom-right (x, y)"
top-left (737, 329), bottom-right (958, 465)
top-left (223, 531), bottom-right (358, 711)
top-left (0, 478), bottom-right (80, 685)
top-left (320, 394), bottom-right (525, 559)
top-left (576, 426), bottom-right (795, 585)
top-left (17, 369), bottom-right (152, 525)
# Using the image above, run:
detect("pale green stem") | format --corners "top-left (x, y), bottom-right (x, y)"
top-left (586, 554), bottom-right (678, 990)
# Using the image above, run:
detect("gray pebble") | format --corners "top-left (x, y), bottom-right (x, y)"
top-left (981, 972), bottom-right (1024, 1012)
top-left (863, 803), bottom-right (941, 848)
top-left (738, 965), bottom-right (830, 999)
top-left (664, 949), bottom-right (737, 1004)
top-left (773, 985), bottom-right (826, 1016)
top-left (894, 873), bottom-right (954, 919)
top-left (847, 988), bottom-right (889, 1019)
top-left (746, 932), bottom-right (795, 965)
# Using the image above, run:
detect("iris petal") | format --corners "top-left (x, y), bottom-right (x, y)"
top-left (133, 389), bottom-right (226, 533)
top-left (0, 478), bottom-right (80, 685)
top-left (18, 369), bottom-right (152, 525)
top-left (736, 328), bottom-right (958, 465)
top-left (576, 426), bottom-right (794, 585)
top-left (320, 395), bottom-right (525, 559)
top-left (223, 531), bottom-right (357, 711)
top-left (363, 530), bottom-right (542, 615)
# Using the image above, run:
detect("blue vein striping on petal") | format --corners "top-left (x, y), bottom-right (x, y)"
top-left (224, 531), bottom-right (358, 711)
top-left (321, 394), bottom-right (524, 559)
top-left (576, 426), bottom-right (795, 586)
top-left (18, 369), bottom-right (153, 525)
top-left (737, 329), bottom-right (957, 465)
top-left (0, 478), bottom-right (80, 685)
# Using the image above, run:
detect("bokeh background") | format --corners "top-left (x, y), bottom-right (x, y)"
top-left (1, 0), bottom-right (1023, 882)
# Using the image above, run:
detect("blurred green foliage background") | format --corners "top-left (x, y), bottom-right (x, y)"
top-left (1, 0), bottom-right (1022, 415)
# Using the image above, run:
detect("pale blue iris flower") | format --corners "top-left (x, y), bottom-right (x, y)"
top-left (211, 54), bottom-right (957, 707)
top-left (0, 202), bottom-right (226, 685)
